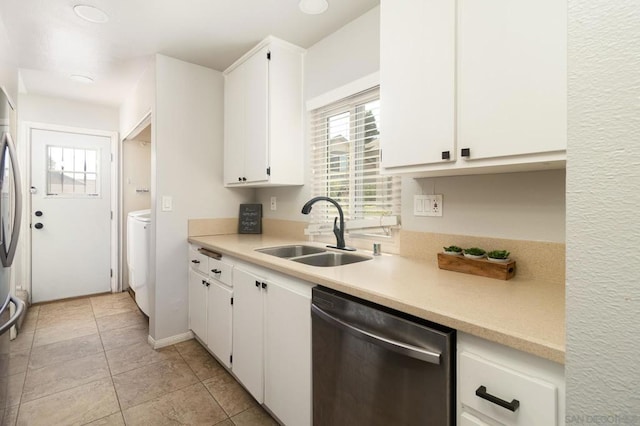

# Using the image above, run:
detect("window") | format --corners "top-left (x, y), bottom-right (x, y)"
top-left (46, 146), bottom-right (99, 196)
top-left (309, 86), bottom-right (400, 237)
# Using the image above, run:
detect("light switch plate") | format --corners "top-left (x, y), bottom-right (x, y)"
top-left (161, 195), bottom-right (172, 212)
top-left (414, 194), bottom-right (443, 217)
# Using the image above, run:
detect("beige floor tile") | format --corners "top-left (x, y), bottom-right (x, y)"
top-left (0, 373), bottom-right (25, 409)
top-left (179, 343), bottom-right (226, 381)
top-left (174, 338), bottom-right (204, 355)
top-left (214, 420), bottom-right (234, 426)
top-left (82, 411), bottom-right (125, 425)
top-left (91, 294), bottom-right (138, 319)
top-left (37, 298), bottom-right (91, 316)
top-left (230, 406), bottom-right (278, 426)
top-left (96, 310), bottom-right (147, 333)
top-left (122, 382), bottom-right (227, 426)
top-left (112, 357), bottom-right (198, 409)
top-left (16, 377), bottom-right (120, 426)
top-left (105, 342), bottom-right (180, 376)
top-left (36, 306), bottom-right (95, 329)
top-left (100, 323), bottom-right (148, 351)
top-left (33, 320), bottom-right (98, 347)
top-left (8, 351), bottom-right (28, 376)
top-left (203, 371), bottom-right (257, 417)
top-left (1, 404), bottom-right (18, 426)
top-left (22, 352), bottom-right (110, 402)
top-left (18, 310), bottom-right (38, 334)
top-left (9, 332), bottom-right (33, 354)
top-left (29, 333), bottom-right (103, 370)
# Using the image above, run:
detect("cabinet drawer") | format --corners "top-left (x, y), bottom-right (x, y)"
top-left (459, 351), bottom-right (557, 426)
top-left (208, 257), bottom-right (233, 287)
top-left (460, 412), bottom-right (490, 426)
top-left (188, 247), bottom-right (209, 275)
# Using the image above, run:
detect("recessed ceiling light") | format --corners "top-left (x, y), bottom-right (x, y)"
top-left (299, 0), bottom-right (328, 15)
top-left (73, 5), bottom-right (109, 23)
top-left (70, 74), bottom-right (94, 84)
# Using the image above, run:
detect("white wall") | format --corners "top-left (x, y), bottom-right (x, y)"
top-left (257, 5), bottom-right (566, 243)
top-left (19, 94), bottom-right (119, 131)
top-left (566, 0), bottom-right (640, 420)
top-left (151, 54), bottom-right (252, 341)
top-left (0, 18), bottom-right (18, 105)
top-left (119, 59), bottom-right (155, 138)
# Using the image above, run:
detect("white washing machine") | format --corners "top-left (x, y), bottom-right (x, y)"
top-left (127, 209), bottom-right (151, 316)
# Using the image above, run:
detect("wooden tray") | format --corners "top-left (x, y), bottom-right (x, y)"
top-left (437, 253), bottom-right (516, 280)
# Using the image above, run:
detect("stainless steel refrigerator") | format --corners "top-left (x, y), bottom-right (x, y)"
top-left (0, 87), bottom-right (25, 419)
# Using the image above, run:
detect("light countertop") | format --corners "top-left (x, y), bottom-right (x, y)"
top-left (189, 234), bottom-right (565, 364)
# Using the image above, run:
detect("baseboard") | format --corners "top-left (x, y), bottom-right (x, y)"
top-left (147, 330), bottom-right (194, 349)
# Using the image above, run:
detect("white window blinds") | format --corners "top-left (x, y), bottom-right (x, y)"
top-left (309, 86), bottom-right (401, 232)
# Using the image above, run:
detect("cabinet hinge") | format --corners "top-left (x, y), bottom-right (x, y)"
top-left (110, 268), bottom-right (113, 278)
top-left (267, 51), bottom-right (271, 60)
top-left (230, 354), bottom-right (233, 364)
top-left (110, 210), bottom-right (113, 220)
top-left (111, 153), bottom-right (114, 162)
top-left (266, 167), bottom-right (271, 176)
top-left (230, 297), bottom-right (233, 306)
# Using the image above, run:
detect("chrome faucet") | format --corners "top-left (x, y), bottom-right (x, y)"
top-left (301, 196), bottom-right (355, 251)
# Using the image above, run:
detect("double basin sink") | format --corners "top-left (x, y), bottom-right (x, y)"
top-left (256, 245), bottom-right (372, 267)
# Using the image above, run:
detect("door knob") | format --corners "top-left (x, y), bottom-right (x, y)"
top-left (35, 211), bottom-right (43, 217)
top-left (34, 223), bottom-right (44, 229)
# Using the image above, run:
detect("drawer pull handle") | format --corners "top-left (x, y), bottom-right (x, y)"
top-left (191, 260), bottom-right (200, 264)
top-left (211, 269), bottom-right (221, 274)
top-left (475, 385), bottom-right (520, 412)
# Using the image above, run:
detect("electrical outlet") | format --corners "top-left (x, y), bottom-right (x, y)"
top-left (270, 196), bottom-right (277, 211)
top-left (414, 194), bottom-right (443, 217)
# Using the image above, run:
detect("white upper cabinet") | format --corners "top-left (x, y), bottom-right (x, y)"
top-left (223, 36), bottom-right (305, 187)
top-left (457, 0), bottom-right (567, 161)
top-left (380, 0), bottom-right (456, 168)
top-left (380, 0), bottom-right (567, 177)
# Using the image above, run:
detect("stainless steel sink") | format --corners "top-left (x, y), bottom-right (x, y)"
top-left (256, 245), bottom-right (327, 258)
top-left (291, 252), bottom-right (372, 267)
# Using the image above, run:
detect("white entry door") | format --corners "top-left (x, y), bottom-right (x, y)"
top-left (31, 128), bottom-right (112, 303)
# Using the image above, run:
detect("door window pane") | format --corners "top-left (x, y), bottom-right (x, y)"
top-left (46, 146), bottom-right (100, 196)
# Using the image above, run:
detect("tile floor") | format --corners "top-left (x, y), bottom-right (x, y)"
top-left (3, 292), bottom-right (279, 426)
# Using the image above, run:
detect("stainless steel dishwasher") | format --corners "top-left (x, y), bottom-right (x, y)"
top-left (312, 286), bottom-right (455, 426)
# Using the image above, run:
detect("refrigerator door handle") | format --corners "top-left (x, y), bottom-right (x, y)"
top-left (0, 295), bottom-right (25, 335)
top-left (0, 131), bottom-right (22, 267)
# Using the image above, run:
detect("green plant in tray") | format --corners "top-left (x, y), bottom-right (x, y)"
top-left (464, 247), bottom-right (486, 256)
top-left (487, 250), bottom-right (510, 259)
top-left (443, 245), bottom-right (463, 253)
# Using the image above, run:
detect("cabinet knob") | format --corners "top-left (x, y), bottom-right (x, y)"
top-left (261, 282), bottom-right (267, 290)
top-left (205, 282), bottom-right (210, 287)
top-left (441, 151), bottom-right (450, 160)
top-left (242, 177), bottom-right (247, 181)
top-left (238, 177), bottom-right (242, 182)
top-left (255, 281), bottom-right (260, 288)
top-left (461, 148), bottom-right (471, 157)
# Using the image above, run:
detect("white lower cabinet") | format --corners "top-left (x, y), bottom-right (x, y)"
top-left (231, 264), bottom-right (312, 426)
top-left (231, 267), bottom-right (266, 402)
top-left (188, 245), bottom-right (234, 367)
top-left (207, 282), bottom-right (233, 368)
top-left (188, 268), bottom-right (208, 344)
top-left (457, 333), bottom-right (565, 426)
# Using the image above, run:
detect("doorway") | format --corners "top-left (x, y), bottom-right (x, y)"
top-left (26, 124), bottom-right (118, 303)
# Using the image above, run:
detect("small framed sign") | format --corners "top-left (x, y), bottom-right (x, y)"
top-left (238, 204), bottom-right (262, 234)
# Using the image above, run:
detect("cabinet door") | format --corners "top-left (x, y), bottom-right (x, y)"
top-left (224, 63), bottom-right (246, 184)
top-left (188, 268), bottom-right (208, 343)
top-left (457, 0), bottom-right (566, 160)
top-left (207, 281), bottom-right (233, 369)
top-left (380, 0), bottom-right (456, 168)
top-left (232, 268), bottom-right (264, 402)
top-left (242, 46), bottom-right (269, 183)
top-left (264, 281), bottom-right (312, 426)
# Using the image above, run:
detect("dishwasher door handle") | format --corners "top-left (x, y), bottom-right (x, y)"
top-left (312, 304), bottom-right (441, 365)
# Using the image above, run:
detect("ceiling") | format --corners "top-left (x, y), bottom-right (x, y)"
top-left (0, 0), bottom-right (379, 106)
